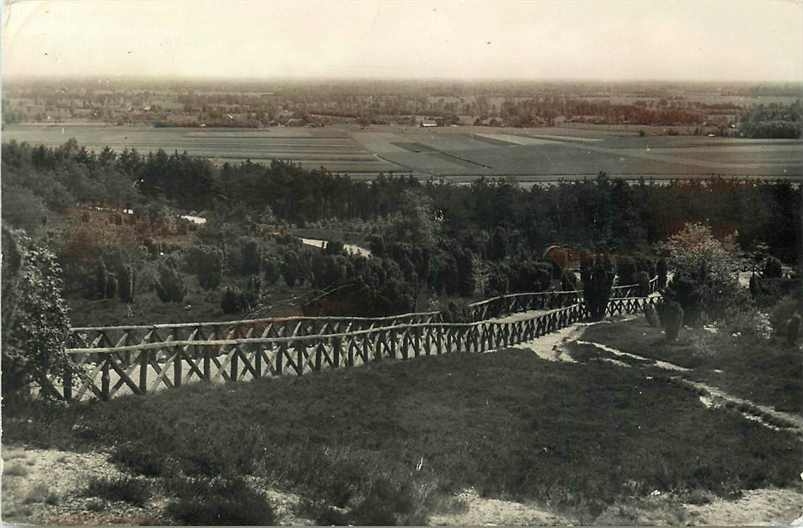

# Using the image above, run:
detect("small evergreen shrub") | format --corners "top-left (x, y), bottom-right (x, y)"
top-left (221, 287), bottom-right (244, 314)
top-left (582, 257), bottom-right (614, 321)
top-left (657, 258), bottom-right (668, 289)
top-left (118, 264), bottom-right (136, 303)
top-left (95, 258), bottom-right (118, 299)
top-left (263, 256), bottom-right (281, 285)
top-left (194, 246), bottom-right (223, 290)
top-left (241, 238), bottom-right (261, 275)
top-left (154, 261), bottom-right (187, 303)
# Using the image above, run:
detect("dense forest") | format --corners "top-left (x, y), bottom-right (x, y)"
top-left (1, 139), bottom-right (800, 322)
top-left (739, 101), bottom-right (801, 138)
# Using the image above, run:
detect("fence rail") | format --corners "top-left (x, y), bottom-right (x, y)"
top-left (54, 295), bottom-right (659, 403)
top-left (67, 277), bottom-right (660, 350)
top-left (465, 277), bottom-right (658, 321)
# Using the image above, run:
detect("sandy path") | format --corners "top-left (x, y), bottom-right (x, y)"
top-left (429, 488), bottom-right (571, 526)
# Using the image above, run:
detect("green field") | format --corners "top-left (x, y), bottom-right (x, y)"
top-left (3, 124), bottom-right (802, 180)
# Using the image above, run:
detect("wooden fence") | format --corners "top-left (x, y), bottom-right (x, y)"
top-left (67, 277), bottom-right (658, 351)
top-left (55, 295), bottom-right (659, 403)
top-left (464, 277), bottom-right (658, 321)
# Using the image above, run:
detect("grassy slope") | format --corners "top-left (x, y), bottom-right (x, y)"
top-left (5, 348), bottom-right (800, 523)
top-left (579, 318), bottom-right (802, 413)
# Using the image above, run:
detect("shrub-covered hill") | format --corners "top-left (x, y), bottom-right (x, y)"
top-left (4, 347), bottom-right (801, 525)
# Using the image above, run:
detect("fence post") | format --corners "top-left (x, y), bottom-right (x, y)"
top-left (203, 346), bottom-right (211, 382)
top-left (254, 345), bottom-right (263, 379)
top-left (63, 366), bottom-right (73, 402)
top-left (230, 345), bottom-right (239, 382)
top-left (333, 336), bottom-right (341, 367)
top-left (101, 358), bottom-right (110, 401)
top-left (139, 350), bottom-right (149, 393)
top-left (174, 347), bottom-right (182, 388)
top-left (277, 342), bottom-right (286, 374)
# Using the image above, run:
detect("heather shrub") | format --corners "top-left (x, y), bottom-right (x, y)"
top-left (165, 476), bottom-right (274, 526)
top-left (83, 477), bottom-right (151, 507)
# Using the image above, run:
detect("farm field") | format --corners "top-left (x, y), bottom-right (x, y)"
top-left (3, 123), bottom-right (802, 181)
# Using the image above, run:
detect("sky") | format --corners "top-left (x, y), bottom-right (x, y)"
top-left (2, 0), bottom-right (802, 82)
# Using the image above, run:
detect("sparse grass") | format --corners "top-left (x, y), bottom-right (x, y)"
top-left (82, 476), bottom-right (151, 507)
top-left (580, 317), bottom-right (802, 412)
top-left (23, 484), bottom-right (60, 505)
top-left (4, 348), bottom-right (800, 523)
top-left (3, 463), bottom-right (30, 477)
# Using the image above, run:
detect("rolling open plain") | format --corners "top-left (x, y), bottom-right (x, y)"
top-left (4, 124), bottom-right (802, 182)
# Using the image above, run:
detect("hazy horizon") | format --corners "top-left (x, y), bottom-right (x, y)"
top-left (2, 0), bottom-right (803, 83)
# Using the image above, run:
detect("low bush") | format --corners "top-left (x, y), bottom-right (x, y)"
top-left (154, 260), bottom-right (186, 303)
top-left (657, 258), bottom-right (668, 289)
top-left (186, 246), bottom-right (223, 290)
top-left (241, 238), bottom-right (262, 275)
top-left (582, 256), bottom-right (614, 321)
top-left (118, 264), bottom-right (136, 303)
top-left (83, 476), bottom-right (151, 507)
top-left (661, 301), bottom-right (684, 342)
top-left (23, 484), bottom-right (59, 505)
top-left (763, 256), bottom-right (783, 278)
top-left (221, 287), bottom-right (244, 314)
top-left (110, 442), bottom-right (166, 477)
top-left (165, 476), bottom-right (274, 525)
top-left (770, 295), bottom-right (801, 337)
